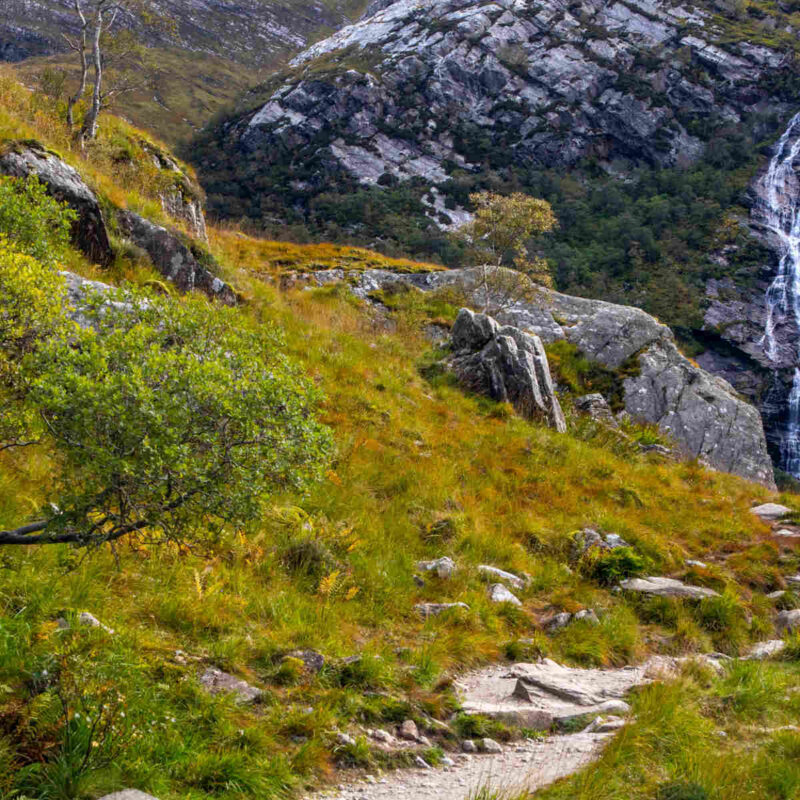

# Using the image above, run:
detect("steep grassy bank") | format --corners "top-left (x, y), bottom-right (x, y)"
top-left (1, 72), bottom-right (800, 800)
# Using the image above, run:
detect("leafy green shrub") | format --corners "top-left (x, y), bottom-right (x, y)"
top-left (0, 176), bottom-right (75, 265)
top-left (0, 276), bottom-right (333, 551)
top-left (590, 546), bottom-right (646, 586)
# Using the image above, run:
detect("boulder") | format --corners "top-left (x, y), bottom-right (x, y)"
top-left (545, 612), bottom-right (573, 632)
top-left (449, 308), bottom-right (567, 432)
top-left (416, 556), bottom-right (456, 579)
top-left (487, 583), bottom-right (522, 606)
top-left (574, 528), bottom-right (629, 555)
top-left (415, 602), bottom-right (469, 619)
top-left (479, 738), bottom-right (503, 754)
top-left (117, 210), bottom-right (237, 304)
top-left (478, 565), bottom-right (527, 590)
top-left (139, 140), bottom-right (208, 241)
top-left (0, 141), bottom-right (113, 266)
top-left (284, 649), bottom-right (325, 673)
top-left (198, 667), bottom-right (262, 703)
top-left (398, 719), bottom-right (419, 741)
top-left (619, 577), bottom-right (719, 599)
top-left (574, 393), bottom-right (618, 428)
top-left (751, 503), bottom-right (792, 521)
top-left (777, 609), bottom-right (800, 634)
top-left (747, 640), bottom-right (786, 660)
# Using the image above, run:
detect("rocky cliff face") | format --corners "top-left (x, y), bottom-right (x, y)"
top-left (199, 0), bottom-right (795, 229)
top-left (0, 0), bottom-right (360, 67)
top-left (303, 266), bottom-right (776, 487)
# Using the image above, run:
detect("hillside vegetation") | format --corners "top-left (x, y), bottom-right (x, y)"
top-left (1, 70), bottom-right (800, 800)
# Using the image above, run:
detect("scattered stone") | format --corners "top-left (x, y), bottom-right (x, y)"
top-left (415, 602), bottom-right (469, 619)
top-left (574, 528), bottom-right (629, 555)
top-left (768, 590), bottom-right (787, 600)
top-left (336, 732), bottom-right (356, 747)
top-left (57, 611), bottom-right (114, 635)
top-left (751, 503), bottom-right (792, 522)
top-left (786, 575), bottom-right (800, 588)
top-left (449, 308), bottom-right (567, 432)
top-left (487, 584), bottom-right (522, 606)
top-left (686, 560), bottom-right (708, 569)
top-left (441, 756), bottom-right (455, 767)
top-left (98, 793), bottom-right (160, 800)
top-left (619, 576), bottom-right (719, 599)
top-left (370, 729), bottom-right (395, 745)
top-left (479, 738), bottom-right (503, 754)
top-left (198, 667), bottom-right (262, 704)
top-left (777, 609), bottom-right (800, 634)
top-left (574, 609), bottom-right (600, 625)
top-left (285, 650), bottom-right (325, 673)
top-left (414, 756), bottom-right (431, 769)
top-left (461, 740), bottom-right (477, 753)
top-left (583, 715), bottom-right (627, 734)
top-left (398, 720), bottom-right (419, 741)
top-left (546, 612), bottom-right (573, 632)
top-left (747, 640), bottom-right (787, 660)
top-left (416, 556), bottom-right (456, 579)
top-left (413, 574), bottom-right (426, 587)
top-left (478, 565), bottom-right (527, 590)
top-left (574, 393), bottom-right (618, 428)
top-left (774, 529), bottom-right (800, 538)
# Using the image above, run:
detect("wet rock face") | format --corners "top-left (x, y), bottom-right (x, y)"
top-left (216, 0), bottom-right (790, 225)
top-left (305, 267), bottom-right (776, 487)
top-left (0, 142), bottom-right (113, 267)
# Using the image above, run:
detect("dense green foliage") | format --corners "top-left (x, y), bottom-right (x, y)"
top-left (0, 176), bottom-right (76, 265)
top-left (0, 249), bottom-right (332, 549)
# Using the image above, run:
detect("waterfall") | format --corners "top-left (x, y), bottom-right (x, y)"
top-left (760, 112), bottom-right (800, 475)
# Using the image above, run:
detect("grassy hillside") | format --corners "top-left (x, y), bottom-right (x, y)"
top-left (1, 72), bottom-right (800, 800)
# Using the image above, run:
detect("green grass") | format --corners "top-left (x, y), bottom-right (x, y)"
top-left (0, 78), bottom-right (799, 799)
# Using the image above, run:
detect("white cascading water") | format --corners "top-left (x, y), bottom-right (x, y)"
top-left (761, 111), bottom-right (800, 475)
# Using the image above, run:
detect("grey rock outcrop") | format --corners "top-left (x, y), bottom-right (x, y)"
top-left (449, 308), bottom-right (567, 432)
top-left (136, 141), bottom-right (208, 241)
top-left (303, 267), bottom-right (774, 487)
top-left (98, 792), bottom-right (160, 800)
top-left (0, 142), bottom-right (113, 266)
top-left (117, 210), bottom-right (237, 305)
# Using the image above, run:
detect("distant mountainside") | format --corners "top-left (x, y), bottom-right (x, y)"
top-left (0, 0), bottom-right (364, 66)
top-left (1, 0), bottom-right (367, 143)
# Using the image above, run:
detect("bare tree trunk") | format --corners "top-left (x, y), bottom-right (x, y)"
top-left (80, 5), bottom-right (104, 146)
top-left (64, 1), bottom-right (89, 129)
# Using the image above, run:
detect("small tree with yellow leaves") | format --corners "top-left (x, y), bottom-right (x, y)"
top-left (455, 191), bottom-right (558, 314)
